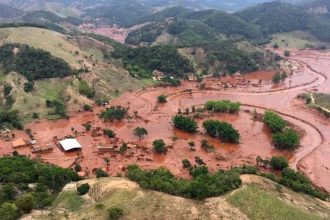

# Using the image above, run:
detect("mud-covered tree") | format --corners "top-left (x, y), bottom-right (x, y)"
top-left (133, 127), bottom-right (148, 140)
top-left (103, 129), bottom-right (116, 138)
top-left (182, 159), bottom-right (192, 169)
top-left (152, 139), bottom-right (167, 154)
top-left (172, 115), bottom-right (198, 133)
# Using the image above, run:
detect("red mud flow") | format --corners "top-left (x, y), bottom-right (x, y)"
top-left (1, 49), bottom-right (330, 191)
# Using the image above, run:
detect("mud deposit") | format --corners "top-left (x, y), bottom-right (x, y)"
top-left (1, 49), bottom-right (330, 191)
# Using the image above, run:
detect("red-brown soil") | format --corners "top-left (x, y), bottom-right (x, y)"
top-left (1, 48), bottom-right (330, 191)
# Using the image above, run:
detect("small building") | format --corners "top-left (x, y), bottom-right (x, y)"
top-left (12, 138), bottom-right (28, 148)
top-left (59, 138), bottom-right (82, 152)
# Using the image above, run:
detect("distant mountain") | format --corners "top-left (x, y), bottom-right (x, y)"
top-left (0, 3), bottom-right (21, 18)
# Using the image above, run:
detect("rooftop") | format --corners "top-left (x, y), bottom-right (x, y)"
top-left (59, 138), bottom-right (82, 151)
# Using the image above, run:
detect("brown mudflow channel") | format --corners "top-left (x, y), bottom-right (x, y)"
top-left (1, 49), bottom-right (330, 191)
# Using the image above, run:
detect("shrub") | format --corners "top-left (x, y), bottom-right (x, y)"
top-left (182, 159), bottom-right (192, 169)
top-left (103, 129), bottom-right (116, 138)
top-left (157, 94), bottom-right (167, 103)
top-left (107, 207), bottom-right (124, 220)
top-left (96, 169), bottom-right (109, 178)
top-left (78, 80), bottom-right (95, 99)
top-left (83, 104), bottom-right (92, 111)
top-left (270, 156), bottom-right (289, 170)
top-left (100, 106), bottom-right (128, 121)
top-left (273, 128), bottom-right (300, 150)
top-left (190, 166), bottom-right (208, 179)
top-left (32, 112), bottom-right (39, 119)
top-left (15, 193), bottom-right (34, 213)
top-left (74, 164), bottom-right (82, 172)
top-left (284, 50), bottom-right (291, 57)
top-left (263, 111), bottom-right (286, 133)
top-left (172, 115), bottom-right (198, 133)
top-left (119, 143), bottom-right (128, 154)
top-left (83, 123), bottom-right (92, 131)
top-left (203, 120), bottom-right (240, 143)
top-left (0, 202), bottom-right (18, 220)
top-left (152, 139), bottom-right (167, 154)
top-left (77, 183), bottom-right (90, 195)
top-left (200, 139), bottom-right (215, 152)
top-left (3, 83), bottom-right (12, 97)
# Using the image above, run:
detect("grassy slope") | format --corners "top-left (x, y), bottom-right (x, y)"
top-left (271, 31), bottom-right (317, 49)
top-left (1, 27), bottom-right (88, 68)
top-left (0, 27), bottom-right (146, 122)
top-left (23, 175), bottom-right (330, 220)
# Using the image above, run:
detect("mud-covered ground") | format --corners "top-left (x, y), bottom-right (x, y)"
top-left (1, 49), bottom-right (330, 191)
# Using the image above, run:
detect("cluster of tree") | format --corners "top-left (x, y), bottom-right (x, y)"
top-left (152, 139), bottom-right (167, 154)
top-left (205, 100), bottom-right (240, 114)
top-left (279, 168), bottom-right (328, 200)
top-left (0, 43), bottom-right (72, 81)
top-left (113, 45), bottom-right (193, 78)
top-left (202, 41), bottom-right (262, 74)
top-left (241, 156), bottom-right (329, 200)
top-left (126, 164), bottom-right (241, 200)
top-left (78, 80), bottom-right (95, 99)
top-left (0, 154), bottom-right (80, 219)
top-left (263, 111), bottom-right (286, 133)
top-left (172, 115), bottom-right (198, 133)
top-left (202, 120), bottom-right (240, 143)
top-left (100, 106), bottom-right (128, 121)
top-left (103, 129), bottom-right (116, 138)
top-left (126, 23), bottom-right (163, 45)
top-left (159, 76), bottom-right (181, 87)
top-left (157, 95), bottom-right (167, 103)
top-left (0, 110), bottom-right (23, 129)
top-left (45, 99), bottom-right (66, 118)
top-left (273, 128), bottom-right (300, 150)
top-left (263, 111), bottom-right (300, 150)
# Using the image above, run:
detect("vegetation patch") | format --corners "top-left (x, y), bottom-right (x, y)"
top-left (203, 119), bottom-right (240, 143)
top-left (172, 115), bottom-right (198, 133)
top-left (127, 165), bottom-right (241, 200)
top-left (205, 100), bottom-right (240, 114)
top-left (0, 43), bottom-right (72, 81)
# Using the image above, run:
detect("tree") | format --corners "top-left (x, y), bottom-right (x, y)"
top-left (188, 141), bottom-right (196, 151)
top-left (273, 43), bottom-right (279, 49)
top-left (152, 139), bottom-right (167, 154)
top-left (120, 143), bottom-right (128, 154)
top-left (15, 193), bottom-right (34, 213)
top-left (77, 183), bottom-right (90, 195)
top-left (23, 82), bottom-right (34, 93)
top-left (133, 127), bottom-right (148, 140)
top-left (104, 129), bottom-right (116, 138)
top-left (270, 156), bottom-right (289, 170)
top-left (273, 128), bottom-right (300, 150)
top-left (172, 115), bottom-right (198, 133)
top-left (284, 50), bottom-right (291, 57)
top-left (104, 157), bottom-right (110, 166)
top-left (157, 95), bottom-right (167, 103)
top-left (107, 207), bottom-right (124, 220)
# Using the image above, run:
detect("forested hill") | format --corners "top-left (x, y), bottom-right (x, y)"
top-left (235, 1), bottom-right (330, 42)
top-left (0, 4), bottom-right (21, 18)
